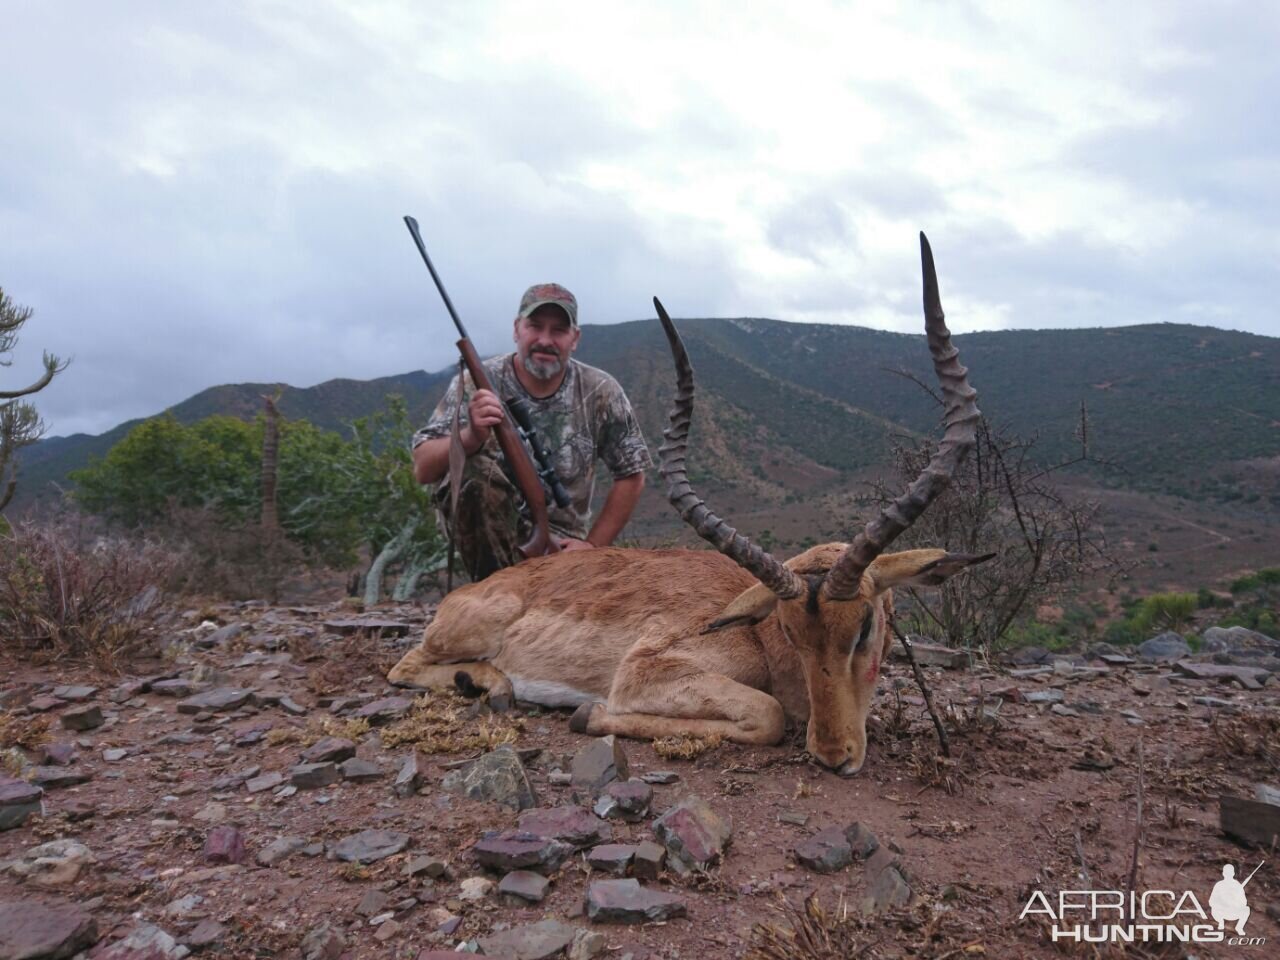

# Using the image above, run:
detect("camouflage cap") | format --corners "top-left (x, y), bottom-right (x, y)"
top-left (518, 282), bottom-right (578, 326)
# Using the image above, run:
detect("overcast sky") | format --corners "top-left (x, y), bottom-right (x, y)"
top-left (4, 2), bottom-right (1278, 438)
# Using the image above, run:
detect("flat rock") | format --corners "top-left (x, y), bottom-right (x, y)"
top-left (150, 679), bottom-right (199, 698)
top-left (52, 685), bottom-right (98, 701)
top-left (197, 622), bottom-right (248, 649)
top-left (795, 826), bottom-right (853, 873)
top-left (356, 889), bottom-right (391, 917)
top-left (632, 840), bottom-right (666, 880)
top-left (204, 826), bottom-right (246, 864)
top-left (9, 838), bottom-right (94, 887)
top-left (593, 780), bottom-right (652, 822)
top-left (322, 618), bottom-right (412, 637)
top-left (26, 695), bottom-right (66, 713)
top-left (479, 918), bottom-right (577, 959)
top-left (257, 835), bottom-right (307, 866)
top-left (459, 876), bottom-right (493, 901)
top-left (301, 737), bottom-right (356, 764)
top-left (0, 898), bottom-right (97, 960)
top-left (35, 744), bottom-right (77, 768)
top-left (1203, 625), bottom-right (1279, 656)
top-left (442, 744), bottom-right (537, 811)
top-left (393, 751), bottom-right (428, 798)
top-left (846, 822), bottom-right (880, 859)
top-left (1024, 689), bottom-right (1065, 705)
top-left (587, 843), bottom-right (637, 876)
top-left (639, 771), bottom-right (679, 785)
top-left (517, 805), bottom-right (612, 848)
top-left (60, 704), bottom-right (104, 731)
top-left (245, 771), bottom-right (285, 794)
top-left (299, 923), bottom-right (345, 960)
top-left (863, 859), bottom-right (914, 914)
top-left (571, 735), bottom-right (629, 793)
top-left (0, 777), bottom-right (44, 830)
top-left (30, 766), bottom-right (91, 789)
top-left (177, 688), bottom-right (253, 715)
top-left (332, 828), bottom-right (410, 863)
top-left (291, 762), bottom-right (340, 789)
top-left (356, 696), bottom-right (414, 725)
top-left (473, 830), bottom-right (572, 874)
top-left (891, 640), bottom-right (968, 669)
top-left (585, 878), bottom-right (687, 924)
top-left (498, 869), bottom-right (551, 904)
top-left (107, 680), bottom-right (151, 703)
top-left (339, 757), bottom-right (384, 782)
top-left (402, 855), bottom-right (447, 878)
top-left (1174, 660), bottom-right (1269, 689)
top-left (89, 922), bottom-right (185, 958)
top-left (1137, 632), bottom-right (1190, 662)
top-left (652, 796), bottom-right (731, 874)
top-left (1220, 788), bottom-right (1280, 847)
top-left (184, 919), bottom-right (225, 949)
top-left (1099, 653), bottom-right (1136, 666)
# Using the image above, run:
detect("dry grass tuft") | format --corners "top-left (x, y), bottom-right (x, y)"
top-left (1212, 714), bottom-right (1280, 774)
top-left (264, 727), bottom-right (302, 747)
top-left (380, 691), bottom-right (522, 754)
top-left (903, 740), bottom-right (970, 796)
top-left (653, 732), bottom-right (724, 760)
top-left (307, 716), bottom-right (371, 745)
top-left (747, 892), bottom-right (876, 960)
top-left (0, 711), bottom-right (51, 751)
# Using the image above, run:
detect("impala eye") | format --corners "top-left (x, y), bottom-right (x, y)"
top-left (854, 615), bottom-right (874, 651)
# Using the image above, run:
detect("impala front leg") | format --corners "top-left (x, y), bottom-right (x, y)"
top-left (387, 657), bottom-right (515, 712)
top-left (571, 660), bottom-right (785, 746)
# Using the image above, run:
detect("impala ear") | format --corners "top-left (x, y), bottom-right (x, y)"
top-left (702, 582), bottom-right (779, 633)
top-left (867, 549), bottom-right (995, 592)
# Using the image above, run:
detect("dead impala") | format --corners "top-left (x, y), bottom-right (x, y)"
top-left (389, 234), bottom-right (989, 775)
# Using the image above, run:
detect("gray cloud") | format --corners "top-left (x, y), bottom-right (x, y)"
top-left (2, 2), bottom-right (1277, 440)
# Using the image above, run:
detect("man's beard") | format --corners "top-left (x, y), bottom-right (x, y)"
top-left (522, 350), bottom-right (564, 380)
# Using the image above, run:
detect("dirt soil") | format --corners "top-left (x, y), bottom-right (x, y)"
top-left (2, 600), bottom-right (1278, 960)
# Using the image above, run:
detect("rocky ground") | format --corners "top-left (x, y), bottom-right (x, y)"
top-left (2, 603), bottom-right (1279, 960)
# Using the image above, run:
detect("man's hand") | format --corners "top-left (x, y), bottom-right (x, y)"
top-left (465, 389), bottom-right (505, 450)
top-left (557, 537), bottom-right (596, 552)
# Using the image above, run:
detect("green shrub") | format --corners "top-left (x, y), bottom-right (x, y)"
top-left (1129, 592), bottom-right (1197, 636)
top-left (1230, 568), bottom-right (1280, 594)
top-left (1104, 619), bottom-right (1142, 647)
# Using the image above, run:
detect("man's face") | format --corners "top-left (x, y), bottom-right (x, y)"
top-left (514, 304), bottom-right (580, 381)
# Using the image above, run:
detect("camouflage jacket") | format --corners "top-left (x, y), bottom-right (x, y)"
top-left (412, 355), bottom-right (652, 539)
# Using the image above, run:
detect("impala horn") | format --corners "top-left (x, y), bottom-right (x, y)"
top-left (822, 233), bottom-right (981, 601)
top-left (655, 298), bottom-right (805, 600)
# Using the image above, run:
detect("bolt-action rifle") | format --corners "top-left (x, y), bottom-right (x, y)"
top-left (403, 215), bottom-right (563, 559)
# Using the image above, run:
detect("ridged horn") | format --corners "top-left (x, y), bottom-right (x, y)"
top-left (823, 233), bottom-right (981, 601)
top-left (655, 297), bottom-right (805, 600)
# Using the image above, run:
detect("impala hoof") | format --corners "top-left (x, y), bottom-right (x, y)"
top-left (835, 759), bottom-right (863, 778)
top-left (453, 671), bottom-right (483, 699)
top-left (569, 701), bottom-right (602, 734)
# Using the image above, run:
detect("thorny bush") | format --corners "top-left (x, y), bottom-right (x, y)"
top-left (0, 516), bottom-right (181, 666)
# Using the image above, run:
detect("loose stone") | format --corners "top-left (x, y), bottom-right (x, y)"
top-left (585, 878), bottom-right (687, 923)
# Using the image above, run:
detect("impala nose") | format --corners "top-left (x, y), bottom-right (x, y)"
top-left (835, 758), bottom-right (862, 778)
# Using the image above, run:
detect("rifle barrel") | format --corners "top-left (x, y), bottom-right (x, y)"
top-left (403, 216), bottom-right (469, 341)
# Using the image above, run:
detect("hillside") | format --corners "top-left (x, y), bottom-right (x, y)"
top-left (11, 320), bottom-right (1280, 569)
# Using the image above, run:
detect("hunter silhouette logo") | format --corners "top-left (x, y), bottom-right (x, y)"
top-left (1210, 861), bottom-right (1262, 935)
top-left (1020, 860), bottom-right (1267, 946)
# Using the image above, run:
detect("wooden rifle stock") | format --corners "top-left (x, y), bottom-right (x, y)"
top-left (456, 339), bottom-right (559, 559)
